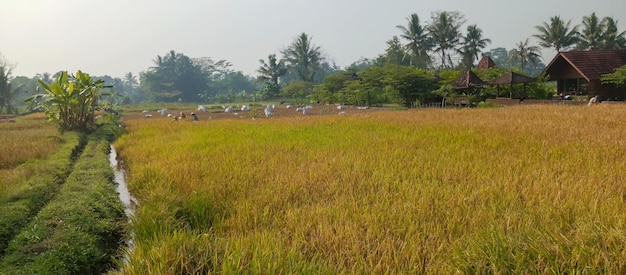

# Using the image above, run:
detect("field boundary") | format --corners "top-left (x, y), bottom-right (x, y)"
top-left (0, 124), bottom-right (128, 274)
top-left (0, 132), bottom-right (85, 256)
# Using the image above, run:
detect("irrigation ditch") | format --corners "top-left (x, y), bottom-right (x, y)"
top-left (109, 143), bottom-right (137, 264)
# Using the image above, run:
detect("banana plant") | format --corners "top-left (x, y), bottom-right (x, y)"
top-left (26, 70), bottom-right (110, 132)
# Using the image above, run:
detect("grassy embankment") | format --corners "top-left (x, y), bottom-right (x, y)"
top-left (115, 105), bottom-right (626, 273)
top-left (0, 119), bottom-right (128, 273)
top-left (0, 114), bottom-right (83, 255)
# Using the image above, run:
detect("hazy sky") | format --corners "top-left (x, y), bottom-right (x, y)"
top-left (2, 0), bottom-right (626, 79)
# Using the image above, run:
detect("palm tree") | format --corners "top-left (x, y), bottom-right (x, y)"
top-left (534, 15), bottom-right (579, 52)
top-left (257, 54), bottom-right (287, 86)
top-left (281, 33), bottom-right (323, 82)
top-left (143, 51), bottom-right (207, 102)
top-left (0, 65), bottom-right (11, 114)
top-left (601, 17), bottom-right (626, 49)
top-left (508, 39), bottom-right (542, 74)
top-left (578, 12), bottom-right (606, 50)
top-left (428, 11), bottom-right (465, 69)
top-left (124, 72), bottom-right (138, 87)
top-left (123, 72), bottom-right (138, 97)
top-left (378, 36), bottom-right (411, 66)
top-left (459, 24), bottom-right (491, 68)
top-left (396, 13), bottom-right (433, 69)
top-left (0, 56), bottom-right (19, 114)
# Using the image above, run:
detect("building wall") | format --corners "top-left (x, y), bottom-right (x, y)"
top-left (547, 59), bottom-right (582, 79)
top-left (597, 82), bottom-right (626, 100)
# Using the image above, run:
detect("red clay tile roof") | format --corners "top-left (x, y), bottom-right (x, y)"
top-left (543, 49), bottom-right (626, 80)
top-left (452, 69), bottom-right (486, 89)
top-left (477, 55), bottom-right (497, 69)
top-left (489, 71), bottom-right (536, 85)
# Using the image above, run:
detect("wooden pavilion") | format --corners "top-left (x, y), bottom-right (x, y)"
top-left (542, 50), bottom-right (626, 100)
top-left (452, 68), bottom-right (486, 90)
top-left (450, 69), bottom-right (486, 106)
top-left (489, 71), bottom-right (536, 98)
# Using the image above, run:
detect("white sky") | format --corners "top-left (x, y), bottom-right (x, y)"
top-left (1, 0), bottom-right (625, 79)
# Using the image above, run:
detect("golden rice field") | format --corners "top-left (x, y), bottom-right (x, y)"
top-left (0, 113), bottom-right (62, 169)
top-left (0, 113), bottom-right (64, 195)
top-left (114, 104), bottom-right (626, 274)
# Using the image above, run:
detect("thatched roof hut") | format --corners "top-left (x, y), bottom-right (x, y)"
top-left (477, 55), bottom-right (497, 69)
top-left (452, 69), bottom-right (486, 89)
top-left (490, 71), bottom-right (536, 85)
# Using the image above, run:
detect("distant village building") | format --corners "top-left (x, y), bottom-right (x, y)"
top-left (489, 71), bottom-right (536, 99)
top-left (451, 69), bottom-right (486, 106)
top-left (476, 55), bottom-right (497, 70)
top-left (452, 68), bottom-right (486, 90)
top-left (542, 50), bottom-right (626, 100)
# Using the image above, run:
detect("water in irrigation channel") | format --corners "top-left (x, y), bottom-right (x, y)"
top-left (109, 144), bottom-right (137, 264)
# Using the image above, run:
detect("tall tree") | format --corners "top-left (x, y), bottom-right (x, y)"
top-left (382, 64), bottom-right (439, 107)
top-left (534, 15), bottom-right (579, 52)
top-left (0, 55), bottom-right (18, 114)
top-left (396, 13), bottom-right (433, 69)
top-left (119, 72), bottom-right (138, 103)
top-left (312, 70), bottom-right (356, 104)
top-left (35, 73), bottom-right (53, 84)
top-left (578, 12), bottom-right (606, 50)
top-left (346, 57), bottom-right (374, 73)
top-left (428, 11), bottom-right (466, 69)
top-left (602, 17), bottom-right (626, 49)
top-left (483, 47), bottom-right (509, 67)
top-left (123, 72), bottom-right (138, 88)
top-left (212, 71), bottom-right (256, 97)
top-left (280, 80), bottom-right (314, 103)
top-left (257, 54), bottom-right (288, 86)
top-left (141, 50), bottom-right (208, 102)
top-left (281, 33), bottom-right (323, 83)
top-left (375, 36), bottom-right (411, 66)
top-left (508, 39), bottom-right (542, 74)
top-left (0, 65), bottom-right (12, 114)
top-left (459, 24), bottom-right (491, 68)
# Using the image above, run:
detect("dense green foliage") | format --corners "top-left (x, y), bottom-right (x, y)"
top-left (601, 65), bottom-right (626, 86)
top-left (140, 51), bottom-right (257, 103)
top-left (29, 71), bottom-right (111, 132)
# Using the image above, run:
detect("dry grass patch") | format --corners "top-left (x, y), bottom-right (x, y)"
top-left (0, 116), bottom-right (61, 170)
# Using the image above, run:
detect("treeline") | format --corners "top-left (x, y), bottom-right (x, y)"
top-left (1, 11), bottom-right (626, 111)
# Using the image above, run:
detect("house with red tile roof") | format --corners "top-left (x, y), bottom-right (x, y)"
top-left (542, 50), bottom-right (626, 100)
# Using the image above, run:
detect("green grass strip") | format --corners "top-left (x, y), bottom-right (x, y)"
top-left (0, 132), bottom-right (83, 256)
top-left (0, 126), bottom-right (127, 274)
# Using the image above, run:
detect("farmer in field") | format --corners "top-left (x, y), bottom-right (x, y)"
top-left (191, 112), bottom-right (199, 121)
top-left (180, 112), bottom-right (187, 119)
top-left (588, 95), bottom-right (599, 106)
